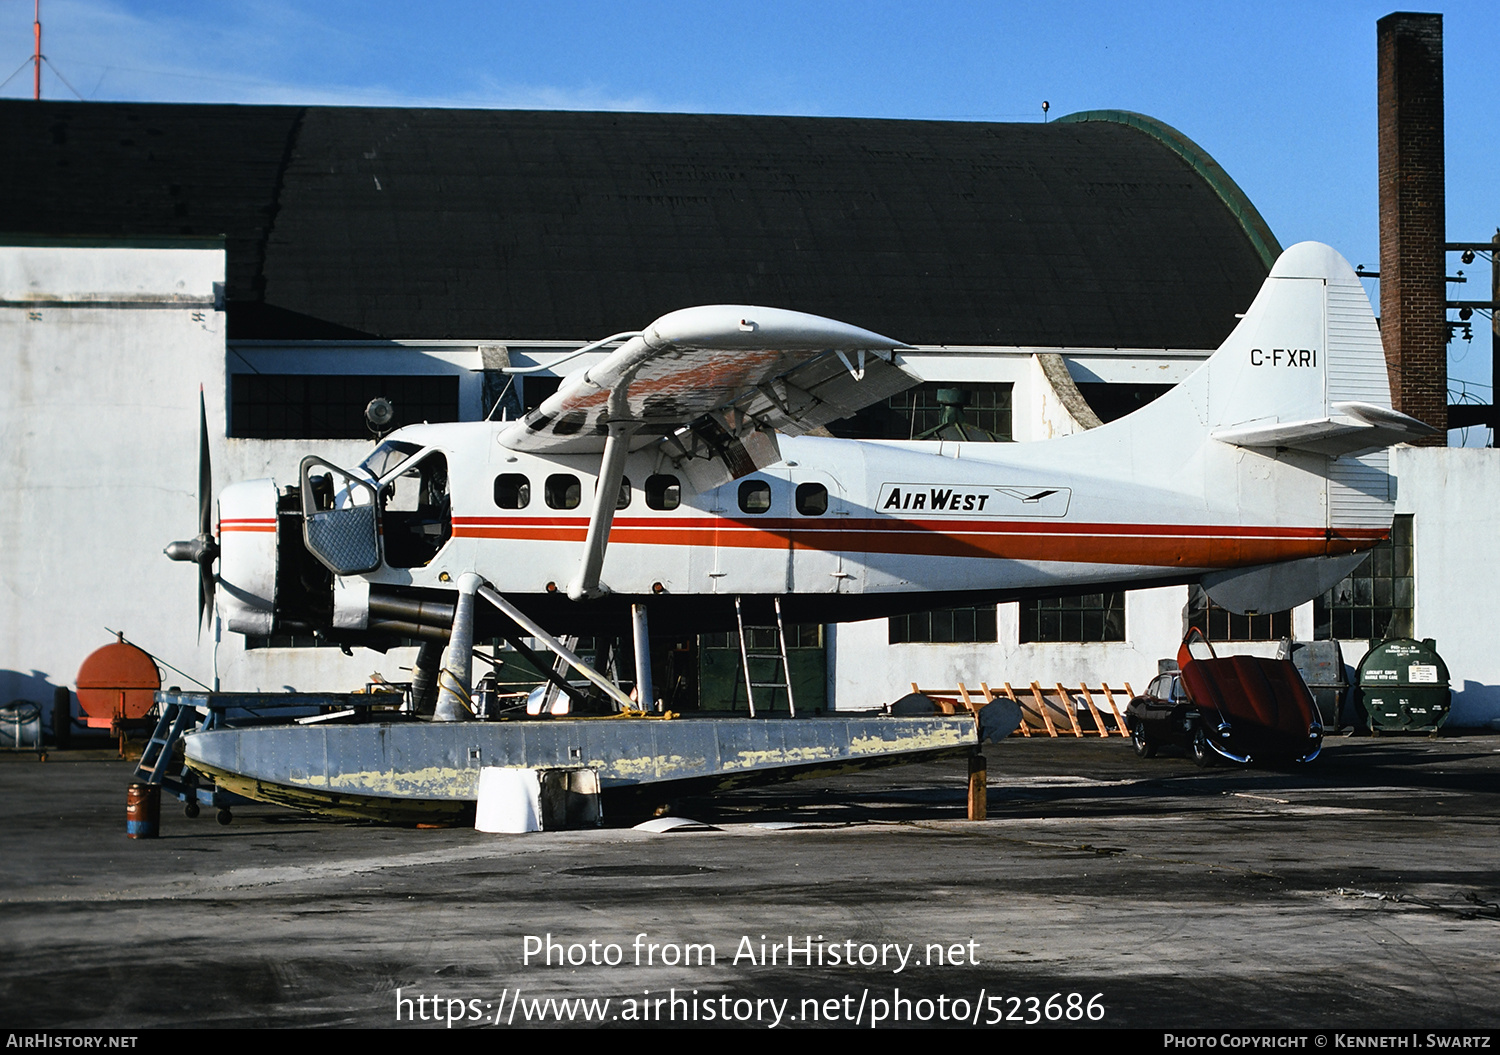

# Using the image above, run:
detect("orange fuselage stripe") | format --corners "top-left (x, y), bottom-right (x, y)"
top-left (449, 516), bottom-right (1386, 569)
top-left (219, 518), bottom-right (276, 533)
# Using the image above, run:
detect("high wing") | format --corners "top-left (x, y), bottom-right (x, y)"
top-left (496, 304), bottom-right (916, 601)
top-left (499, 305), bottom-right (915, 486)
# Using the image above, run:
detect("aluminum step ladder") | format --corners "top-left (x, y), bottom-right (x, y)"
top-left (133, 699), bottom-right (202, 786)
top-left (734, 596), bottom-right (796, 718)
top-left (537, 635), bottom-right (582, 714)
top-left (132, 695), bottom-right (242, 822)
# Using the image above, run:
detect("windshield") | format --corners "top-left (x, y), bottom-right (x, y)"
top-left (359, 439), bottom-right (422, 482)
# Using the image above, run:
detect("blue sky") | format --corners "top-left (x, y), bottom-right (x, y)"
top-left (5, 1), bottom-right (1496, 419)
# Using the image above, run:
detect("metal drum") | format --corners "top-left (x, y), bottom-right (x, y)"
top-left (1357, 638), bottom-right (1451, 733)
top-left (125, 782), bottom-right (160, 838)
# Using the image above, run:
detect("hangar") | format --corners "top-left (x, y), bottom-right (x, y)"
top-left (2, 95), bottom-right (1493, 729)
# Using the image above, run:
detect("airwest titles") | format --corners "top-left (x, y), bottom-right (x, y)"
top-left (883, 486), bottom-right (989, 513)
top-left (876, 483), bottom-right (1070, 518)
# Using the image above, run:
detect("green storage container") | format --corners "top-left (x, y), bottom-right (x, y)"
top-left (1356, 638), bottom-right (1450, 733)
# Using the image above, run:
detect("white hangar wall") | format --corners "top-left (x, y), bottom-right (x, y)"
top-left (1393, 446), bottom-right (1500, 728)
top-left (828, 586), bottom-right (1191, 709)
top-left (0, 243), bottom-right (225, 703)
top-left (0, 243), bottom-right (484, 709)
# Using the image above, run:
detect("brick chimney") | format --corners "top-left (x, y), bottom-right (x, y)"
top-left (1377, 12), bottom-right (1446, 444)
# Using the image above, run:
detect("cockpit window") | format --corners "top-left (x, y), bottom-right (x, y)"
top-left (360, 439), bottom-right (422, 482)
top-left (380, 451), bottom-right (452, 567)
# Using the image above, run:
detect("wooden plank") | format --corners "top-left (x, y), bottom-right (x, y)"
top-left (1077, 683), bottom-right (1111, 737)
top-left (956, 682), bottom-right (981, 716)
top-left (1030, 682), bottom-right (1059, 737)
top-left (1056, 682), bottom-right (1085, 737)
top-left (1001, 682), bottom-right (1032, 737)
top-left (1099, 684), bottom-right (1129, 736)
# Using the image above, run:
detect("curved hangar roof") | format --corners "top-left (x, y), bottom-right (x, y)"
top-left (1, 102), bottom-right (1277, 348)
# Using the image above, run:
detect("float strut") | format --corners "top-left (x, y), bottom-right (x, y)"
top-left (434, 573), bottom-right (483, 721)
top-left (409, 640), bottom-right (444, 715)
top-left (631, 603), bottom-right (655, 710)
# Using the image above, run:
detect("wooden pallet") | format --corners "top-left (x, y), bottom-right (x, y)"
top-left (909, 680), bottom-right (1134, 738)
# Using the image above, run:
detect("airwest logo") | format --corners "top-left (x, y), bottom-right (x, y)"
top-left (877, 484), bottom-right (1070, 518)
top-left (1249, 348), bottom-right (1317, 367)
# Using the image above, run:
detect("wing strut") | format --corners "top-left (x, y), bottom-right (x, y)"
top-left (476, 584), bottom-right (637, 711)
top-left (567, 420), bottom-right (638, 601)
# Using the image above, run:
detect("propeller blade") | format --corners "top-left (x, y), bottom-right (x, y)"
top-left (197, 387), bottom-right (216, 638)
top-left (198, 387), bottom-right (212, 539)
top-left (201, 548), bottom-right (216, 631)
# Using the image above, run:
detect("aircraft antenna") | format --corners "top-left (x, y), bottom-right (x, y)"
top-left (33, 0), bottom-right (41, 100)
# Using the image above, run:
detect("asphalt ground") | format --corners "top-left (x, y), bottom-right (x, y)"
top-left (2, 732), bottom-right (1498, 1032)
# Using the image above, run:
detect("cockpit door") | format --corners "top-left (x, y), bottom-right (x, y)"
top-left (300, 456), bottom-right (381, 575)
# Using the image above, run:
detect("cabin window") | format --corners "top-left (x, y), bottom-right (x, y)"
top-left (611, 476), bottom-right (632, 510)
top-left (645, 474), bottom-right (681, 510)
top-left (889, 606), bottom-right (998, 644)
top-left (795, 482), bottom-right (828, 516)
top-left (493, 474), bottom-right (530, 509)
top-left (738, 480), bottom-right (771, 514)
top-left (545, 474), bottom-right (581, 510)
top-left (1018, 593), bottom-right (1126, 643)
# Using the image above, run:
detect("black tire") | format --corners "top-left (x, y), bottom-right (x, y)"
top-left (216, 808), bottom-right (233, 826)
top-left (1131, 722), bottom-right (1156, 759)
top-left (184, 802), bottom-right (200, 819)
top-left (1192, 727), bottom-right (1216, 767)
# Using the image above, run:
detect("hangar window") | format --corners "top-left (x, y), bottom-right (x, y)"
top-left (824, 382), bottom-right (1013, 441)
top-left (545, 474), bottom-right (581, 510)
top-left (246, 632), bottom-right (420, 649)
top-left (1074, 383), bottom-right (1175, 424)
top-left (230, 374), bottom-right (460, 438)
top-left (795, 483), bottom-right (828, 516)
top-left (738, 480), bottom-right (772, 514)
top-left (645, 474), bottom-right (681, 510)
top-left (889, 606), bottom-right (998, 644)
top-left (494, 474), bottom-right (530, 509)
top-left (1314, 515), bottom-right (1413, 640)
top-left (1019, 593), bottom-right (1125, 643)
top-left (1186, 585), bottom-right (1291, 641)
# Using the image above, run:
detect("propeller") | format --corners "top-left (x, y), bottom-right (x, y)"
top-left (164, 387), bottom-right (219, 636)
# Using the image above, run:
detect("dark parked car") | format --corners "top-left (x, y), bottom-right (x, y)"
top-left (1125, 671), bottom-right (1220, 765)
top-left (1125, 631), bottom-right (1323, 766)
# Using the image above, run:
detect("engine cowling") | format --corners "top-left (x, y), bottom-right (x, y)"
top-left (217, 478), bottom-right (279, 635)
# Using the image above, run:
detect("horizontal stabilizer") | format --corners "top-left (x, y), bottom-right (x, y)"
top-left (1212, 401), bottom-right (1437, 457)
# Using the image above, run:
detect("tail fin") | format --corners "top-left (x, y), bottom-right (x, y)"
top-left (1199, 241), bottom-right (1434, 453)
top-left (1186, 242), bottom-right (1432, 613)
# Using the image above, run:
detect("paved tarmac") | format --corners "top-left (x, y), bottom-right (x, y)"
top-left (2, 732), bottom-right (1497, 1030)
